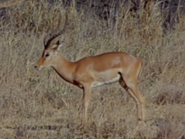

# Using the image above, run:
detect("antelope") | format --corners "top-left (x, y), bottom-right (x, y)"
top-left (34, 12), bottom-right (145, 125)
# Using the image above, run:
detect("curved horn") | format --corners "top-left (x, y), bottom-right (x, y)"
top-left (44, 11), bottom-right (68, 49)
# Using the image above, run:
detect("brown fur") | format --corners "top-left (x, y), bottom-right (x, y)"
top-left (35, 46), bottom-right (145, 125)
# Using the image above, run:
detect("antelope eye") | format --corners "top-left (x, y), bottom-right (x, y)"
top-left (45, 53), bottom-right (50, 57)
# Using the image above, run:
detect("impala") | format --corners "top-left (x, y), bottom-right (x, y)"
top-left (35, 12), bottom-right (145, 125)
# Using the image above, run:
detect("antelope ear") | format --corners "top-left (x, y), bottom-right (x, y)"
top-left (56, 40), bottom-right (63, 50)
top-left (56, 40), bottom-right (60, 45)
top-left (58, 41), bottom-right (63, 49)
top-left (52, 40), bottom-right (62, 51)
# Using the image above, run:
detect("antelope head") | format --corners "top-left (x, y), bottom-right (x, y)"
top-left (34, 12), bottom-right (68, 70)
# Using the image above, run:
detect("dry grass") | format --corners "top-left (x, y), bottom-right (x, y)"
top-left (0, 1), bottom-right (185, 139)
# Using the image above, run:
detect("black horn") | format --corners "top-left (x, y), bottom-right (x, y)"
top-left (44, 11), bottom-right (68, 49)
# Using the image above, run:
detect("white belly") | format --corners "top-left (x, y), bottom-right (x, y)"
top-left (92, 75), bottom-right (120, 88)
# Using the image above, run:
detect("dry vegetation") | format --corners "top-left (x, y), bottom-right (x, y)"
top-left (0, 0), bottom-right (185, 139)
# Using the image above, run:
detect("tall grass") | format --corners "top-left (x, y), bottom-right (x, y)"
top-left (0, 0), bottom-right (185, 138)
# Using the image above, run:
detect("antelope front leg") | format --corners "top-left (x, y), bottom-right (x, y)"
top-left (82, 84), bottom-right (92, 125)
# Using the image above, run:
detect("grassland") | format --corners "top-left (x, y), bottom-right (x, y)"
top-left (0, 0), bottom-right (185, 139)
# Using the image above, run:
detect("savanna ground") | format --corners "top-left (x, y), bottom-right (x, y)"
top-left (0, 0), bottom-right (185, 139)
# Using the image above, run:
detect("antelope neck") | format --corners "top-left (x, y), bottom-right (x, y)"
top-left (51, 53), bottom-right (76, 83)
